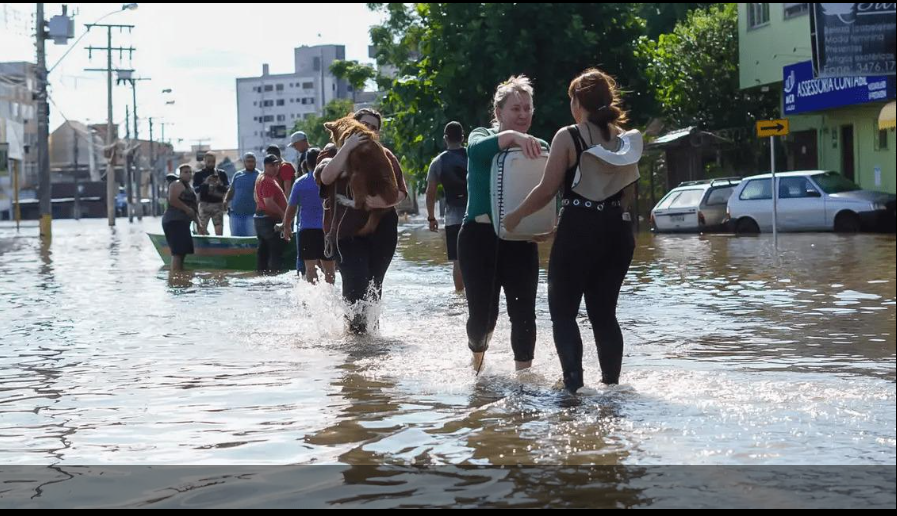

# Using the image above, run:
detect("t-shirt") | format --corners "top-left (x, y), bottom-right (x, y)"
top-left (255, 174), bottom-right (287, 220)
top-left (465, 127), bottom-right (549, 224)
top-left (288, 173), bottom-right (324, 230)
top-left (230, 169), bottom-right (260, 216)
top-left (193, 168), bottom-right (229, 191)
top-left (198, 183), bottom-right (228, 204)
top-left (277, 162), bottom-right (296, 191)
top-left (427, 149), bottom-right (468, 227)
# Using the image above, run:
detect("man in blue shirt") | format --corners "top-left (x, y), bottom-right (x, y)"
top-left (279, 148), bottom-right (334, 284)
top-left (224, 153), bottom-right (260, 236)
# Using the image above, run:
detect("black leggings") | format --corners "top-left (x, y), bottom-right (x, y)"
top-left (548, 206), bottom-right (634, 391)
top-left (458, 222), bottom-right (539, 362)
top-left (255, 216), bottom-right (286, 273)
top-left (334, 210), bottom-right (399, 334)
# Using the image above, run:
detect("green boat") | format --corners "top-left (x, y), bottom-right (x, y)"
top-left (147, 233), bottom-right (297, 270)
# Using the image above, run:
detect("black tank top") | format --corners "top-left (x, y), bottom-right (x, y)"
top-left (563, 125), bottom-right (623, 205)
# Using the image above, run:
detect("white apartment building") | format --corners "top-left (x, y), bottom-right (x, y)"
top-left (236, 45), bottom-right (351, 165)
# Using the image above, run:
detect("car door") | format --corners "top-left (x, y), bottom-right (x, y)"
top-left (777, 176), bottom-right (826, 231)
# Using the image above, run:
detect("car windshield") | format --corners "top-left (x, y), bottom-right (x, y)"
top-left (811, 171), bottom-right (860, 194)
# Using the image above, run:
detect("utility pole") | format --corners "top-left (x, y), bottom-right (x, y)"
top-left (125, 107), bottom-right (133, 222)
top-left (36, 4), bottom-right (51, 240)
top-left (149, 116), bottom-right (156, 216)
top-left (125, 76), bottom-right (150, 221)
top-left (84, 22), bottom-right (135, 227)
top-left (73, 125), bottom-right (80, 220)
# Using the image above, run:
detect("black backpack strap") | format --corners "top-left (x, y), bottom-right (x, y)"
top-left (566, 125), bottom-right (588, 168)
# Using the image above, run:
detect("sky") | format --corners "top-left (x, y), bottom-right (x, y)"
top-left (0, 3), bottom-right (385, 151)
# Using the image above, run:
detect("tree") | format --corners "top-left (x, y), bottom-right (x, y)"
top-left (329, 60), bottom-right (378, 103)
top-left (639, 3), bottom-right (712, 39)
top-left (638, 4), bottom-right (778, 132)
top-left (367, 3), bottom-right (648, 186)
top-left (291, 98), bottom-right (355, 149)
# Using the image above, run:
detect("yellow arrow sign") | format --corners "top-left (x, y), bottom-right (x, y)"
top-left (756, 119), bottom-right (790, 137)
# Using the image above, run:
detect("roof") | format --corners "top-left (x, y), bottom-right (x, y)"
top-left (741, 170), bottom-right (834, 180)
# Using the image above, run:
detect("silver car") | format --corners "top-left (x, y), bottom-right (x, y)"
top-left (651, 178), bottom-right (741, 233)
top-left (726, 170), bottom-right (896, 233)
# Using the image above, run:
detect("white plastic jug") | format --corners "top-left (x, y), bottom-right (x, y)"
top-left (491, 149), bottom-right (556, 241)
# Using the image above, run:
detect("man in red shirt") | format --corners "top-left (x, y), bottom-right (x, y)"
top-left (266, 145), bottom-right (296, 197)
top-left (254, 154), bottom-right (288, 273)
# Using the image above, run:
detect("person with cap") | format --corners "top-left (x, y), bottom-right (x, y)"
top-left (254, 154), bottom-right (289, 273)
top-left (193, 152), bottom-right (230, 235)
top-left (265, 145), bottom-right (296, 197)
top-left (163, 164), bottom-right (202, 272)
top-left (287, 131), bottom-right (310, 172)
top-left (426, 121), bottom-right (468, 292)
top-left (224, 152), bottom-right (261, 236)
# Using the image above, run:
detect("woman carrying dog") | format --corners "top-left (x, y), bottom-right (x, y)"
top-left (319, 108), bottom-right (408, 335)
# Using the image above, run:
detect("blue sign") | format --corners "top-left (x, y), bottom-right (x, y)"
top-left (783, 60), bottom-right (896, 115)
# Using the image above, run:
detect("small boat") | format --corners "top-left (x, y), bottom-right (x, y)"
top-left (147, 233), bottom-right (297, 270)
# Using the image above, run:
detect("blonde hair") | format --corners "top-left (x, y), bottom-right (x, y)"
top-left (491, 75), bottom-right (534, 128)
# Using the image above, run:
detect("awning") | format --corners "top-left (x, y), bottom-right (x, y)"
top-left (880, 101), bottom-right (896, 130)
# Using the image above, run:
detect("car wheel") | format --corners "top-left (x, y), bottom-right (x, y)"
top-left (834, 211), bottom-right (860, 233)
top-left (735, 218), bottom-right (760, 234)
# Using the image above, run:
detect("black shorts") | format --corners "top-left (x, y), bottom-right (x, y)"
top-left (162, 220), bottom-right (194, 256)
top-left (299, 228), bottom-right (331, 261)
top-left (445, 224), bottom-right (461, 261)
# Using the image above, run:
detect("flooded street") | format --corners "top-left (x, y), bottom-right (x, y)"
top-left (0, 218), bottom-right (894, 507)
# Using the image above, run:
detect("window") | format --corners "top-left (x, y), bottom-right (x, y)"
top-left (748, 3), bottom-right (770, 28)
top-left (270, 125), bottom-right (287, 139)
top-left (262, 100), bottom-right (273, 107)
top-left (290, 98), bottom-right (294, 103)
top-left (302, 82), bottom-right (314, 89)
top-left (264, 85), bottom-right (273, 92)
top-left (276, 84), bottom-right (284, 91)
top-left (669, 189), bottom-right (705, 209)
top-left (783, 3), bottom-right (809, 19)
top-left (276, 99), bottom-right (285, 106)
top-left (778, 177), bottom-right (820, 199)
top-left (656, 192), bottom-right (681, 210)
top-left (276, 114), bottom-right (286, 122)
top-left (290, 114), bottom-right (295, 119)
top-left (706, 187), bottom-right (735, 206)
top-left (811, 172), bottom-right (860, 194)
top-left (263, 115), bottom-right (274, 122)
top-left (252, 116), bottom-right (257, 122)
top-left (253, 101), bottom-right (257, 106)
top-left (874, 121), bottom-right (889, 151)
top-left (740, 179), bottom-right (772, 200)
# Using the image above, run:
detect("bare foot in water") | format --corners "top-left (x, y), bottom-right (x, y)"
top-left (471, 352), bottom-right (485, 373)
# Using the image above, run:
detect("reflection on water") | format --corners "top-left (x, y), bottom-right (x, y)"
top-left (0, 219), bottom-right (894, 507)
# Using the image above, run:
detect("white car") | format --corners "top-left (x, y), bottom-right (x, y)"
top-left (650, 178), bottom-right (740, 233)
top-left (726, 170), bottom-right (896, 233)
